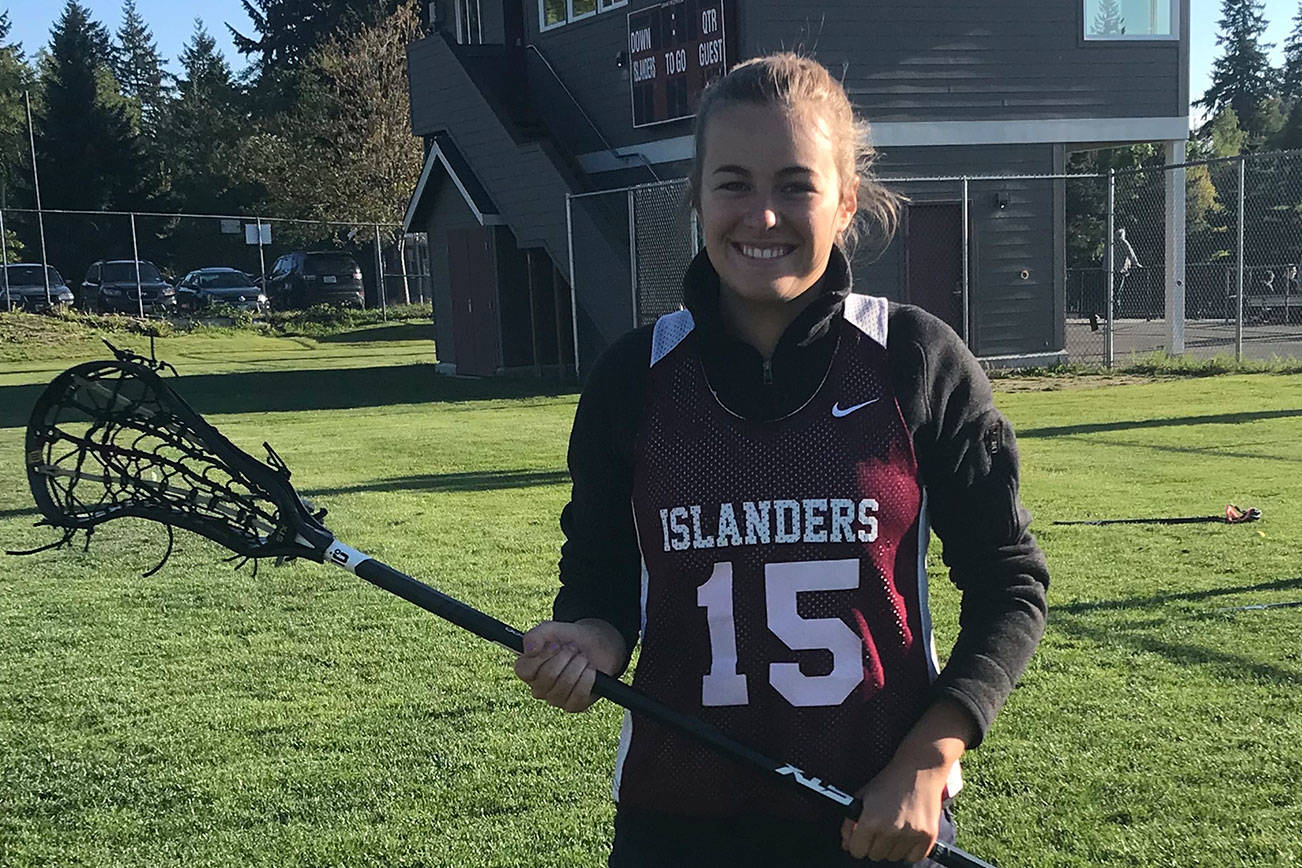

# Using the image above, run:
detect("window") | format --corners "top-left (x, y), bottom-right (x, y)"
top-left (102, 262), bottom-right (163, 282)
top-left (197, 272), bottom-right (256, 289)
top-left (455, 0), bottom-right (482, 44)
top-left (541, 0), bottom-right (565, 29)
top-left (4, 265), bottom-right (63, 286)
top-left (1084, 0), bottom-right (1177, 40)
top-left (541, 0), bottom-right (619, 31)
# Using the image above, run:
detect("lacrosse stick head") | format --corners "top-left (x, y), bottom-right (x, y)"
top-left (23, 359), bottom-right (334, 562)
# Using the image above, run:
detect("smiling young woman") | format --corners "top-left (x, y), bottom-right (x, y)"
top-left (697, 102), bottom-right (857, 355)
top-left (514, 53), bottom-right (1049, 867)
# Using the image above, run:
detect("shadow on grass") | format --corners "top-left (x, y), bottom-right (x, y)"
top-left (315, 323), bottom-right (436, 344)
top-left (1050, 608), bottom-right (1302, 686)
top-left (0, 365), bottom-right (578, 428)
top-left (304, 469), bottom-right (570, 497)
top-left (1054, 576), bottom-right (1302, 615)
top-left (1051, 434), bottom-right (1302, 464)
top-left (1017, 407), bottom-right (1302, 439)
top-left (0, 506), bottom-right (38, 520)
top-left (1049, 576), bottom-right (1302, 686)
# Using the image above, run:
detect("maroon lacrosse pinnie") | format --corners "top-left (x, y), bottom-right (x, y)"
top-left (618, 295), bottom-right (958, 820)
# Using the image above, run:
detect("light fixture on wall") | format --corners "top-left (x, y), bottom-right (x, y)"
top-left (615, 50), bottom-right (628, 68)
top-left (995, 191), bottom-right (1010, 210)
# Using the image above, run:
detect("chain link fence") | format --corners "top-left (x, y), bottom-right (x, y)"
top-left (567, 149), bottom-right (1302, 374)
top-left (567, 178), bottom-right (696, 372)
top-left (1061, 152), bottom-right (1302, 365)
top-left (0, 206), bottom-right (431, 316)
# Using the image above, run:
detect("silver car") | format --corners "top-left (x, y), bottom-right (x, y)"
top-left (1, 264), bottom-right (76, 312)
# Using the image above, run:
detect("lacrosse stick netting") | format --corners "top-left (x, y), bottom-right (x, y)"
top-left (21, 359), bottom-right (331, 563)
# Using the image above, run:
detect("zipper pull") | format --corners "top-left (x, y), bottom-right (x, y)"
top-left (762, 358), bottom-right (773, 385)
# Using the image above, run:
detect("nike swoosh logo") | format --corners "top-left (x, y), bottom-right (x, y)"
top-left (831, 398), bottom-right (880, 418)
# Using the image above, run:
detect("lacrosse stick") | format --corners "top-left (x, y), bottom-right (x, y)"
top-left (13, 357), bottom-right (997, 868)
top-left (1052, 503), bottom-right (1261, 526)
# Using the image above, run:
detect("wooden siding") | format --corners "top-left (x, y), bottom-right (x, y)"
top-left (528, 9), bottom-right (698, 151)
top-left (419, 174), bottom-right (486, 367)
top-left (743, 0), bottom-right (1184, 123)
top-left (408, 35), bottom-right (578, 273)
top-left (518, 0), bottom-right (1185, 153)
top-left (862, 144), bottom-right (1061, 357)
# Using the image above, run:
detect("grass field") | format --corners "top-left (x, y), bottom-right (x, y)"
top-left (1, 315), bottom-right (1300, 867)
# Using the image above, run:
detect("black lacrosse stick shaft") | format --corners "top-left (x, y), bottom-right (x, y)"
top-left (348, 554), bottom-right (996, 868)
top-left (1053, 505), bottom-right (1261, 527)
top-left (1054, 515), bottom-right (1224, 526)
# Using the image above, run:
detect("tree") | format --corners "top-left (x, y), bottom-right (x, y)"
top-left (36, 1), bottom-right (149, 283)
top-left (1282, 2), bottom-right (1302, 101)
top-left (240, 0), bottom-right (423, 236)
top-left (38, 0), bottom-right (141, 211)
top-left (1090, 0), bottom-right (1126, 37)
top-left (1196, 0), bottom-right (1276, 138)
top-left (0, 13), bottom-right (34, 197)
top-left (1065, 144), bottom-right (1162, 267)
top-left (161, 21), bottom-right (253, 213)
top-left (1208, 106), bottom-right (1247, 157)
top-left (114, 0), bottom-right (168, 135)
top-left (145, 20), bottom-right (260, 277)
top-left (0, 11), bottom-right (33, 260)
top-left (231, 0), bottom-right (402, 73)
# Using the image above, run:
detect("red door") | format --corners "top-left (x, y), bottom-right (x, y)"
top-left (905, 203), bottom-right (965, 340)
top-left (447, 227), bottom-right (499, 376)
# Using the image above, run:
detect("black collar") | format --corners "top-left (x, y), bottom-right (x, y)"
top-left (678, 246), bottom-right (855, 420)
top-left (681, 245), bottom-right (854, 352)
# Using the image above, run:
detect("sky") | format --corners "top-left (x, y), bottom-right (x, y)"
top-left (6, 0), bottom-right (256, 75)
top-left (4, 0), bottom-right (1300, 122)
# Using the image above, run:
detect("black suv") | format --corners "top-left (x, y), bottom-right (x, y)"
top-left (264, 251), bottom-right (365, 309)
top-left (81, 260), bottom-right (176, 314)
top-left (1, 264), bottom-right (75, 312)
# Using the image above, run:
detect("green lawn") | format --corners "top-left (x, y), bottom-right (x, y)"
top-left (1, 320), bottom-right (1300, 867)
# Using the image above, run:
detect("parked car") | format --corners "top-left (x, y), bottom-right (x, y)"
top-left (80, 260), bottom-right (176, 314)
top-left (264, 251), bottom-right (365, 309)
top-left (0, 263), bottom-right (75, 312)
top-left (175, 267), bottom-right (268, 314)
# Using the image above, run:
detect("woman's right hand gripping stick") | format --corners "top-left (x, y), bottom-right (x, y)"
top-left (514, 618), bottom-right (627, 713)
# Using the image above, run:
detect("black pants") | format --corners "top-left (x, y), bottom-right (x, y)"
top-left (608, 805), bottom-right (957, 868)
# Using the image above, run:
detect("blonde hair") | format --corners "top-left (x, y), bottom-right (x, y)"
top-left (689, 52), bottom-right (900, 253)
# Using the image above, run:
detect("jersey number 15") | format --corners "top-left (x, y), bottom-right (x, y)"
top-left (697, 558), bottom-right (865, 708)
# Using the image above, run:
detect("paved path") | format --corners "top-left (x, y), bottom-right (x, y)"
top-left (1065, 319), bottom-right (1302, 364)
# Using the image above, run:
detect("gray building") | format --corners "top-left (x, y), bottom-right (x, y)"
top-left (404, 0), bottom-right (1190, 375)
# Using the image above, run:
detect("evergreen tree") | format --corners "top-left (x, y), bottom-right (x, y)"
top-left (1282, 2), bottom-right (1302, 101)
top-left (1196, 0), bottom-right (1276, 138)
top-left (231, 0), bottom-right (401, 73)
top-left (0, 11), bottom-right (34, 259)
top-left (1208, 106), bottom-right (1247, 156)
top-left (0, 13), bottom-right (34, 195)
top-left (115, 0), bottom-right (168, 134)
top-left (37, 1), bottom-right (148, 282)
top-left (1090, 0), bottom-right (1126, 36)
top-left (164, 20), bottom-right (244, 210)
top-left (179, 20), bottom-right (236, 101)
top-left (153, 20), bottom-right (259, 274)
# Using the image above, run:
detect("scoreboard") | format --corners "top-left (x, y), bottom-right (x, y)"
top-left (627, 0), bottom-right (728, 128)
